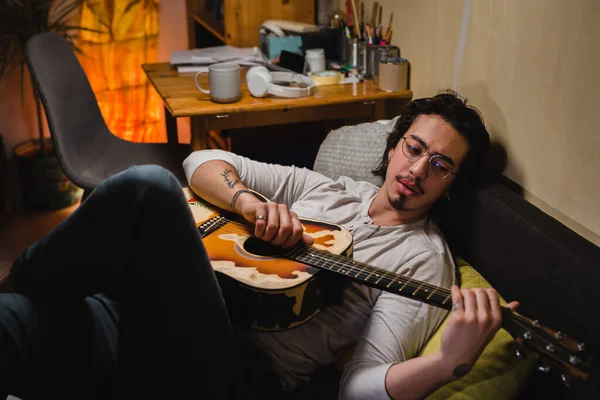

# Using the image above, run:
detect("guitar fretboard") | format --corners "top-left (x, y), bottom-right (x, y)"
top-left (286, 245), bottom-right (453, 310)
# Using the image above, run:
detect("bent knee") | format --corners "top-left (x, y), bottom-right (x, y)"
top-left (0, 294), bottom-right (39, 333)
top-left (115, 165), bottom-right (181, 196)
top-left (124, 165), bottom-right (178, 186)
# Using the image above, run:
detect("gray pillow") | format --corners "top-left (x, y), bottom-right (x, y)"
top-left (313, 118), bottom-right (398, 186)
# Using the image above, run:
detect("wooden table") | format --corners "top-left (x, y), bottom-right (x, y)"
top-left (143, 62), bottom-right (413, 150)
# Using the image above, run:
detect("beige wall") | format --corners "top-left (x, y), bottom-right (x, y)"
top-left (343, 0), bottom-right (600, 246)
top-left (157, 0), bottom-right (191, 144)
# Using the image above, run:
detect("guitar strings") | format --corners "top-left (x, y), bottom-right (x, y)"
top-left (199, 218), bottom-right (586, 354)
top-left (289, 243), bottom-right (452, 299)
top-left (201, 218), bottom-right (452, 299)
top-left (209, 220), bottom-right (450, 297)
top-left (207, 220), bottom-right (450, 296)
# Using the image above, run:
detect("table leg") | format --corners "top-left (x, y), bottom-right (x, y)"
top-left (373, 100), bottom-right (386, 121)
top-left (191, 116), bottom-right (209, 151)
top-left (164, 106), bottom-right (178, 145)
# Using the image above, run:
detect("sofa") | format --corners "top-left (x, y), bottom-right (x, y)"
top-left (303, 119), bottom-right (600, 399)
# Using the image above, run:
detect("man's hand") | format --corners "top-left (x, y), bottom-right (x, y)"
top-left (239, 199), bottom-right (314, 248)
top-left (439, 286), bottom-right (519, 379)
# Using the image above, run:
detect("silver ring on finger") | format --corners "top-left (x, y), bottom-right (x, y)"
top-left (256, 215), bottom-right (266, 221)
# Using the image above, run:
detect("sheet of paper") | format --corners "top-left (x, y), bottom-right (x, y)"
top-left (171, 46), bottom-right (271, 66)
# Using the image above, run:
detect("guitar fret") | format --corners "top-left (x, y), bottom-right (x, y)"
top-left (337, 260), bottom-right (347, 274)
top-left (352, 262), bottom-right (363, 278)
top-left (426, 287), bottom-right (438, 300)
top-left (320, 257), bottom-right (332, 271)
top-left (386, 276), bottom-right (397, 288)
top-left (398, 277), bottom-right (412, 292)
top-left (342, 260), bottom-right (358, 275)
top-left (412, 282), bottom-right (424, 296)
top-left (287, 247), bottom-right (303, 260)
top-left (364, 269), bottom-right (377, 281)
top-left (442, 294), bottom-right (452, 305)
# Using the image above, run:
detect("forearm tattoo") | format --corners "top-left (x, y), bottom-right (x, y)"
top-left (452, 363), bottom-right (470, 379)
top-left (220, 168), bottom-right (240, 189)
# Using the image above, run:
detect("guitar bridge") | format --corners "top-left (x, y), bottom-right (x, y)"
top-left (197, 215), bottom-right (227, 238)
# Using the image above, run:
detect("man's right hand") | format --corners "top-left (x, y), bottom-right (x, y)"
top-left (239, 199), bottom-right (314, 249)
top-left (188, 158), bottom-right (313, 249)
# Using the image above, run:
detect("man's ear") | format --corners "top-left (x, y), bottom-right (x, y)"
top-left (388, 148), bottom-right (394, 162)
top-left (444, 187), bottom-right (453, 201)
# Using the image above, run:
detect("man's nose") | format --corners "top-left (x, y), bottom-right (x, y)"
top-left (410, 155), bottom-right (429, 179)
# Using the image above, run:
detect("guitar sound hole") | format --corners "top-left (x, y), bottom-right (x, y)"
top-left (243, 237), bottom-right (286, 257)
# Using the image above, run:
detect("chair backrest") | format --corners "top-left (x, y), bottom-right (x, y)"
top-left (24, 32), bottom-right (112, 190)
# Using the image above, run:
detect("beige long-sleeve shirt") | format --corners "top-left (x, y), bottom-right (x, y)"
top-left (183, 150), bottom-right (455, 400)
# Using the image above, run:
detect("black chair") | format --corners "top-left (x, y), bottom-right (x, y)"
top-left (24, 32), bottom-right (190, 198)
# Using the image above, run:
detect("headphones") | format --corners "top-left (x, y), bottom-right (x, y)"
top-left (246, 66), bottom-right (315, 98)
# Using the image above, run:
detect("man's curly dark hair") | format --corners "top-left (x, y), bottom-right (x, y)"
top-left (372, 90), bottom-right (490, 187)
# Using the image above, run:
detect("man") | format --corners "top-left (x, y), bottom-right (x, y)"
top-left (183, 90), bottom-right (518, 399)
top-left (0, 91), bottom-right (516, 400)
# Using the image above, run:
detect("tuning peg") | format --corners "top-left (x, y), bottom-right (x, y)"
top-left (554, 331), bottom-right (565, 340)
top-left (578, 342), bottom-right (585, 352)
top-left (561, 373), bottom-right (571, 387)
top-left (515, 345), bottom-right (528, 360)
top-left (538, 364), bottom-right (551, 373)
top-left (569, 355), bottom-right (581, 365)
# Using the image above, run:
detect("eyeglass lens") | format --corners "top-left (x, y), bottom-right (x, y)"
top-left (402, 137), bottom-right (453, 178)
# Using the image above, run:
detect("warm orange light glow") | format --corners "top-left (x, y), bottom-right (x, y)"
top-left (77, 0), bottom-right (165, 143)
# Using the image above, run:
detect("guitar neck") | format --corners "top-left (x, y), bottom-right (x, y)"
top-left (285, 244), bottom-right (454, 311)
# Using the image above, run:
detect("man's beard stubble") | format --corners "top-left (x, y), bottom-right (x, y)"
top-left (388, 175), bottom-right (423, 211)
top-left (389, 193), bottom-right (408, 211)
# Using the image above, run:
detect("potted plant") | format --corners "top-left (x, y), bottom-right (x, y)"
top-left (0, 0), bottom-right (96, 210)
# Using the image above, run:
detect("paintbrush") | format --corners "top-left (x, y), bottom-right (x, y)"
top-left (350, 0), bottom-right (361, 37)
top-left (371, 2), bottom-right (379, 27)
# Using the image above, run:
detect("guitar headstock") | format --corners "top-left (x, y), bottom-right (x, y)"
top-left (503, 308), bottom-right (594, 386)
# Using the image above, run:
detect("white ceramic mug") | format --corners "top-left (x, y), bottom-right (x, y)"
top-left (195, 63), bottom-right (241, 103)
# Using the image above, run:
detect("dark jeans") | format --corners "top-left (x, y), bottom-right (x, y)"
top-left (0, 165), bottom-right (279, 399)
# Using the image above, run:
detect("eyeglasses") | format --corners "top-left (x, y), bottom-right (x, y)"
top-left (400, 136), bottom-right (457, 179)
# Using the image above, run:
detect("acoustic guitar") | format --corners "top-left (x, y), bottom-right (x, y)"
top-left (183, 188), bottom-right (593, 385)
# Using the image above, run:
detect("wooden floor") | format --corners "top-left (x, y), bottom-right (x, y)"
top-left (0, 202), bottom-right (80, 283)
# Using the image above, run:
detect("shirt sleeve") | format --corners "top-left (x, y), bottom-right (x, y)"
top-left (183, 149), bottom-right (330, 205)
top-left (338, 249), bottom-right (455, 400)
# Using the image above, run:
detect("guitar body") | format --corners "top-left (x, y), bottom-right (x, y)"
top-left (184, 188), bottom-right (353, 331)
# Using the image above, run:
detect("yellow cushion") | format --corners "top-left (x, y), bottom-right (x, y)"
top-left (420, 257), bottom-right (537, 400)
